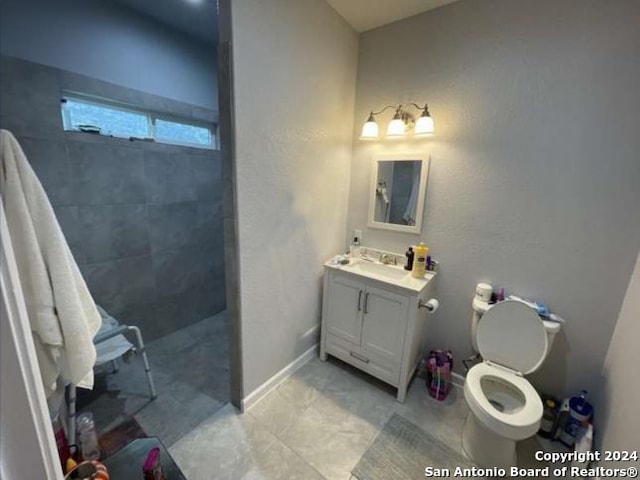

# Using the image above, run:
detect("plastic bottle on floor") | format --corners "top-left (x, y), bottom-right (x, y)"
top-left (77, 412), bottom-right (101, 460)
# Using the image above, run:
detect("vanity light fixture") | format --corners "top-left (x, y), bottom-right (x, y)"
top-left (359, 103), bottom-right (434, 140)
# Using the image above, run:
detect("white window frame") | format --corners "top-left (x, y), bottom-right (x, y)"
top-left (61, 92), bottom-right (218, 150)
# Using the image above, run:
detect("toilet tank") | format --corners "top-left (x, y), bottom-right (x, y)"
top-left (541, 319), bottom-right (561, 360)
top-left (470, 298), bottom-right (491, 353)
top-left (471, 298), bottom-right (560, 361)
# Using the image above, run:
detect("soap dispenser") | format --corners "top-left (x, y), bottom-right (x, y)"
top-left (349, 236), bottom-right (361, 258)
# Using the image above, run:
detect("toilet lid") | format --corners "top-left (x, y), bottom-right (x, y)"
top-left (477, 300), bottom-right (548, 374)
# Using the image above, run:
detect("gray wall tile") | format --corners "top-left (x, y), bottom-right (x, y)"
top-left (195, 277), bottom-right (227, 320)
top-left (53, 205), bottom-right (86, 264)
top-left (78, 204), bottom-right (150, 263)
top-left (117, 255), bottom-right (156, 310)
top-left (0, 56), bottom-right (63, 139)
top-left (68, 141), bottom-right (146, 205)
top-left (191, 151), bottom-right (222, 202)
top-left (80, 261), bottom-right (122, 311)
top-left (19, 137), bottom-right (74, 206)
top-left (153, 247), bottom-right (206, 297)
top-left (115, 304), bottom-right (169, 342)
top-left (148, 202), bottom-right (198, 252)
top-left (81, 255), bottom-right (156, 314)
top-left (144, 151), bottom-right (197, 204)
top-left (197, 201), bottom-right (224, 246)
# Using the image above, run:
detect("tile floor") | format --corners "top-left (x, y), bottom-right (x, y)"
top-left (77, 311), bottom-right (229, 446)
top-left (170, 355), bottom-right (566, 480)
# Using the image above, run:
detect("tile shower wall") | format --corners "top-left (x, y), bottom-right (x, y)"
top-left (0, 56), bottom-right (225, 340)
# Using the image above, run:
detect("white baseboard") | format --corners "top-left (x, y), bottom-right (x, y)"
top-left (241, 344), bottom-right (318, 413)
top-left (451, 370), bottom-right (466, 388)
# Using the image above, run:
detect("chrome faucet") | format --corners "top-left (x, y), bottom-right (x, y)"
top-left (380, 254), bottom-right (397, 266)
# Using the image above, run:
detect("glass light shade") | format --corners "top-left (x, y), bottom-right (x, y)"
top-left (386, 118), bottom-right (405, 137)
top-left (360, 119), bottom-right (379, 140)
top-left (414, 114), bottom-right (434, 136)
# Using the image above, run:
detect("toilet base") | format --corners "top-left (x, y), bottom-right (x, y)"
top-left (462, 412), bottom-right (518, 469)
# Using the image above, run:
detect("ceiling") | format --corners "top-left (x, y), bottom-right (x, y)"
top-left (326, 0), bottom-right (458, 32)
top-left (113, 0), bottom-right (218, 45)
top-left (110, 0), bottom-right (456, 45)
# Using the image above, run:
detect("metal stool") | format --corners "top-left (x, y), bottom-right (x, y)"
top-left (67, 324), bottom-right (157, 449)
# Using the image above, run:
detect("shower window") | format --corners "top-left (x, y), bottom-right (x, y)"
top-left (61, 93), bottom-right (216, 149)
top-left (155, 119), bottom-right (212, 147)
top-left (62, 97), bottom-right (150, 138)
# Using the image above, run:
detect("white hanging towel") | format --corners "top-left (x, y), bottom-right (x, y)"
top-left (0, 130), bottom-right (100, 397)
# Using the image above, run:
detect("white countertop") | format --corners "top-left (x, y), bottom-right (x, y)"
top-left (324, 257), bottom-right (436, 293)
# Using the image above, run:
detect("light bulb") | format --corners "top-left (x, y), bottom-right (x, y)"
top-left (360, 113), bottom-right (379, 140)
top-left (414, 115), bottom-right (434, 136)
top-left (414, 105), bottom-right (434, 136)
top-left (386, 117), bottom-right (405, 137)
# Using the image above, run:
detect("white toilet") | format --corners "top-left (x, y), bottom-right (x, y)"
top-left (462, 300), bottom-right (561, 469)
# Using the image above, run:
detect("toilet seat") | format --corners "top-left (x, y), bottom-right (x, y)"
top-left (464, 362), bottom-right (542, 440)
top-left (476, 300), bottom-right (548, 375)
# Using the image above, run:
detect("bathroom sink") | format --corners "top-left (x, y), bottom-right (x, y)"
top-left (345, 261), bottom-right (409, 281)
top-left (329, 257), bottom-right (435, 293)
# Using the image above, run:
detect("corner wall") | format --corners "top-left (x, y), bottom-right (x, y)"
top-left (595, 249), bottom-right (640, 457)
top-left (347, 0), bottom-right (640, 395)
top-left (230, 0), bottom-right (358, 394)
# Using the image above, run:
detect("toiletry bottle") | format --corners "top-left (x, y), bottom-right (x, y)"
top-left (553, 397), bottom-right (571, 441)
top-left (404, 247), bottom-right (414, 271)
top-left (560, 390), bottom-right (593, 447)
top-left (349, 237), bottom-right (361, 258)
top-left (77, 412), bottom-right (100, 460)
top-left (411, 243), bottom-right (429, 278)
top-left (538, 399), bottom-right (558, 438)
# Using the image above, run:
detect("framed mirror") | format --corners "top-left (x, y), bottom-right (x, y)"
top-left (368, 153), bottom-right (430, 234)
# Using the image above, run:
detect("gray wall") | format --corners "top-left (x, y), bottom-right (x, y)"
top-left (347, 0), bottom-right (640, 396)
top-left (0, 0), bottom-right (218, 110)
top-left (595, 248), bottom-right (640, 455)
top-left (231, 0), bottom-right (358, 395)
top-left (0, 56), bottom-right (225, 340)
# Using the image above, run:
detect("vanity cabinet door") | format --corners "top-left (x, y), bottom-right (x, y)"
top-left (361, 285), bottom-right (409, 364)
top-left (325, 274), bottom-right (365, 345)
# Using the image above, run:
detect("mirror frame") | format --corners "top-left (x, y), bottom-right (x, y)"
top-left (367, 153), bottom-right (430, 234)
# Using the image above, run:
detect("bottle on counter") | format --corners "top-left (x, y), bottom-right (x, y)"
top-left (404, 247), bottom-right (414, 271)
top-left (349, 237), bottom-right (361, 258)
top-left (411, 242), bottom-right (429, 279)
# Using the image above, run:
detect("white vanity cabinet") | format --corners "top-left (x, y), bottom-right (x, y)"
top-left (320, 260), bottom-right (437, 402)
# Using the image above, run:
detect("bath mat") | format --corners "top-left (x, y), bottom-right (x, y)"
top-left (98, 417), bottom-right (147, 458)
top-left (352, 413), bottom-right (486, 480)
